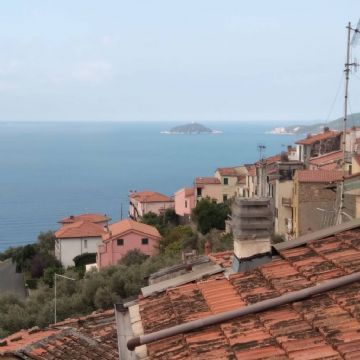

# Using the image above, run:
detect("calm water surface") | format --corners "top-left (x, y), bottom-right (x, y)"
top-left (0, 121), bottom-right (297, 251)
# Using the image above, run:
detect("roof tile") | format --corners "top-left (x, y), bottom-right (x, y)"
top-left (295, 130), bottom-right (340, 145)
top-left (296, 170), bottom-right (343, 183)
top-left (55, 220), bottom-right (105, 239)
top-left (137, 225), bottom-right (360, 359)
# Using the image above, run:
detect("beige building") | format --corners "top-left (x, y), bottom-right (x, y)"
top-left (274, 180), bottom-right (293, 239)
top-left (295, 129), bottom-right (341, 165)
top-left (244, 164), bottom-right (257, 197)
top-left (292, 170), bottom-right (343, 237)
top-left (214, 166), bottom-right (247, 201)
top-left (194, 177), bottom-right (222, 203)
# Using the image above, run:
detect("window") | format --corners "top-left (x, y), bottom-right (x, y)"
top-left (223, 177), bottom-right (228, 185)
top-left (117, 238), bottom-right (124, 246)
top-left (197, 187), bottom-right (202, 196)
top-left (141, 238), bottom-right (149, 245)
top-left (223, 194), bottom-right (228, 202)
top-left (185, 200), bottom-right (188, 208)
top-left (84, 239), bottom-right (87, 249)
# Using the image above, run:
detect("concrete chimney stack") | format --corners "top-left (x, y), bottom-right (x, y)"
top-left (231, 198), bottom-right (273, 272)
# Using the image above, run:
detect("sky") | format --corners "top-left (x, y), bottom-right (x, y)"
top-left (0, 1), bottom-right (359, 122)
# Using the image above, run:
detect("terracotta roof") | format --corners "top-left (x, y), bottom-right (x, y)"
top-left (55, 221), bottom-right (106, 239)
top-left (184, 187), bottom-right (194, 197)
top-left (309, 150), bottom-right (343, 167)
top-left (318, 162), bottom-right (338, 170)
top-left (194, 177), bottom-right (221, 185)
top-left (295, 130), bottom-right (340, 145)
top-left (216, 167), bottom-right (238, 176)
top-left (58, 213), bottom-right (110, 224)
top-left (129, 191), bottom-right (173, 203)
top-left (208, 251), bottom-right (233, 268)
top-left (245, 164), bottom-right (256, 176)
top-left (138, 227), bottom-right (360, 359)
top-left (296, 170), bottom-right (343, 183)
top-left (261, 154), bottom-right (281, 165)
top-left (103, 218), bottom-right (161, 241)
top-left (0, 310), bottom-right (118, 359)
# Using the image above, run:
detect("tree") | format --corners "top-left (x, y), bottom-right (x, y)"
top-left (140, 212), bottom-right (160, 228)
top-left (201, 229), bottom-right (233, 253)
top-left (37, 231), bottom-right (56, 254)
top-left (160, 225), bottom-right (198, 254)
top-left (12, 244), bottom-right (38, 273)
top-left (192, 198), bottom-right (230, 234)
top-left (120, 249), bottom-right (148, 267)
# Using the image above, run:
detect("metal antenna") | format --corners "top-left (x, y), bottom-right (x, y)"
top-left (351, 19), bottom-right (360, 46)
top-left (257, 144), bottom-right (266, 161)
top-left (337, 20), bottom-right (360, 224)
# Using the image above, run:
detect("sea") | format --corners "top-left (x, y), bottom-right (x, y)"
top-left (0, 121), bottom-right (297, 252)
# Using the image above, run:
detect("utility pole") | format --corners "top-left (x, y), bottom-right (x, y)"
top-left (54, 273), bottom-right (75, 324)
top-left (337, 21), bottom-right (360, 224)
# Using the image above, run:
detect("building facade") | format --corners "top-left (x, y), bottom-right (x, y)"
top-left (128, 191), bottom-right (174, 221)
top-left (174, 187), bottom-right (195, 218)
top-left (55, 220), bottom-right (106, 267)
top-left (292, 170), bottom-right (343, 237)
top-left (97, 219), bottom-right (161, 268)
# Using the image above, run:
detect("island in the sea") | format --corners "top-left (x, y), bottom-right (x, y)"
top-left (161, 122), bottom-right (222, 134)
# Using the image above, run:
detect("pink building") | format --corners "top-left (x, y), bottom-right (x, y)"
top-left (128, 191), bottom-right (174, 221)
top-left (174, 187), bottom-right (195, 218)
top-left (97, 218), bottom-right (161, 268)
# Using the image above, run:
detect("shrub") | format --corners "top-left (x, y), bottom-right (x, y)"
top-left (192, 198), bottom-right (230, 234)
top-left (73, 253), bottom-right (97, 267)
top-left (120, 249), bottom-right (148, 267)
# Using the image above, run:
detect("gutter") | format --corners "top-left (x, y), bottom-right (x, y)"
top-left (127, 271), bottom-right (360, 351)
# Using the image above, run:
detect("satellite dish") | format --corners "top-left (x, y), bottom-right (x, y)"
top-left (351, 19), bottom-right (360, 47)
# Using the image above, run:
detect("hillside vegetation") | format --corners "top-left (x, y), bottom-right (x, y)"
top-left (282, 112), bottom-right (360, 135)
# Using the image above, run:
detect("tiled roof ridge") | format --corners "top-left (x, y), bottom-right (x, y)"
top-left (21, 327), bottom-right (98, 353)
top-left (49, 309), bottom-right (115, 328)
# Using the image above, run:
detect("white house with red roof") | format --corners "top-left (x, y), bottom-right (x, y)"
top-left (128, 191), bottom-right (174, 221)
top-left (55, 214), bottom-right (108, 267)
top-left (58, 213), bottom-right (111, 226)
top-left (97, 218), bottom-right (161, 268)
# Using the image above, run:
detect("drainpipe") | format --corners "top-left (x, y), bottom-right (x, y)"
top-left (127, 271), bottom-right (360, 351)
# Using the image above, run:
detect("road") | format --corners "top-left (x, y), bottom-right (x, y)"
top-left (0, 260), bottom-right (27, 300)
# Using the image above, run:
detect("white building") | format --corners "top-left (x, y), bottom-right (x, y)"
top-left (129, 191), bottom-right (174, 221)
top-left (55, 220), bottom-right (106, 267)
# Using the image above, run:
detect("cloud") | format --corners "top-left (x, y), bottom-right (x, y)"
top-left (72, 61), bottom-right (113, 83)
top-left (101, 36), bottom-right (113, 47)
top-left (0, 60), bottom-right (19, 76)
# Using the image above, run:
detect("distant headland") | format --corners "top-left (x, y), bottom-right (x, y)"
top-left (161, 122), bottom-right (222, 134)
top-left (269, 112), bottom-right (360, 135)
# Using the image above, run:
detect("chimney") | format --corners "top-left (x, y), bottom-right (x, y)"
top-left (231, 198), bottom-right (273, 272)
top-left (280, 151), bottom-right (289, 162)
top-left (287, 145), bottom-right (292, 153)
